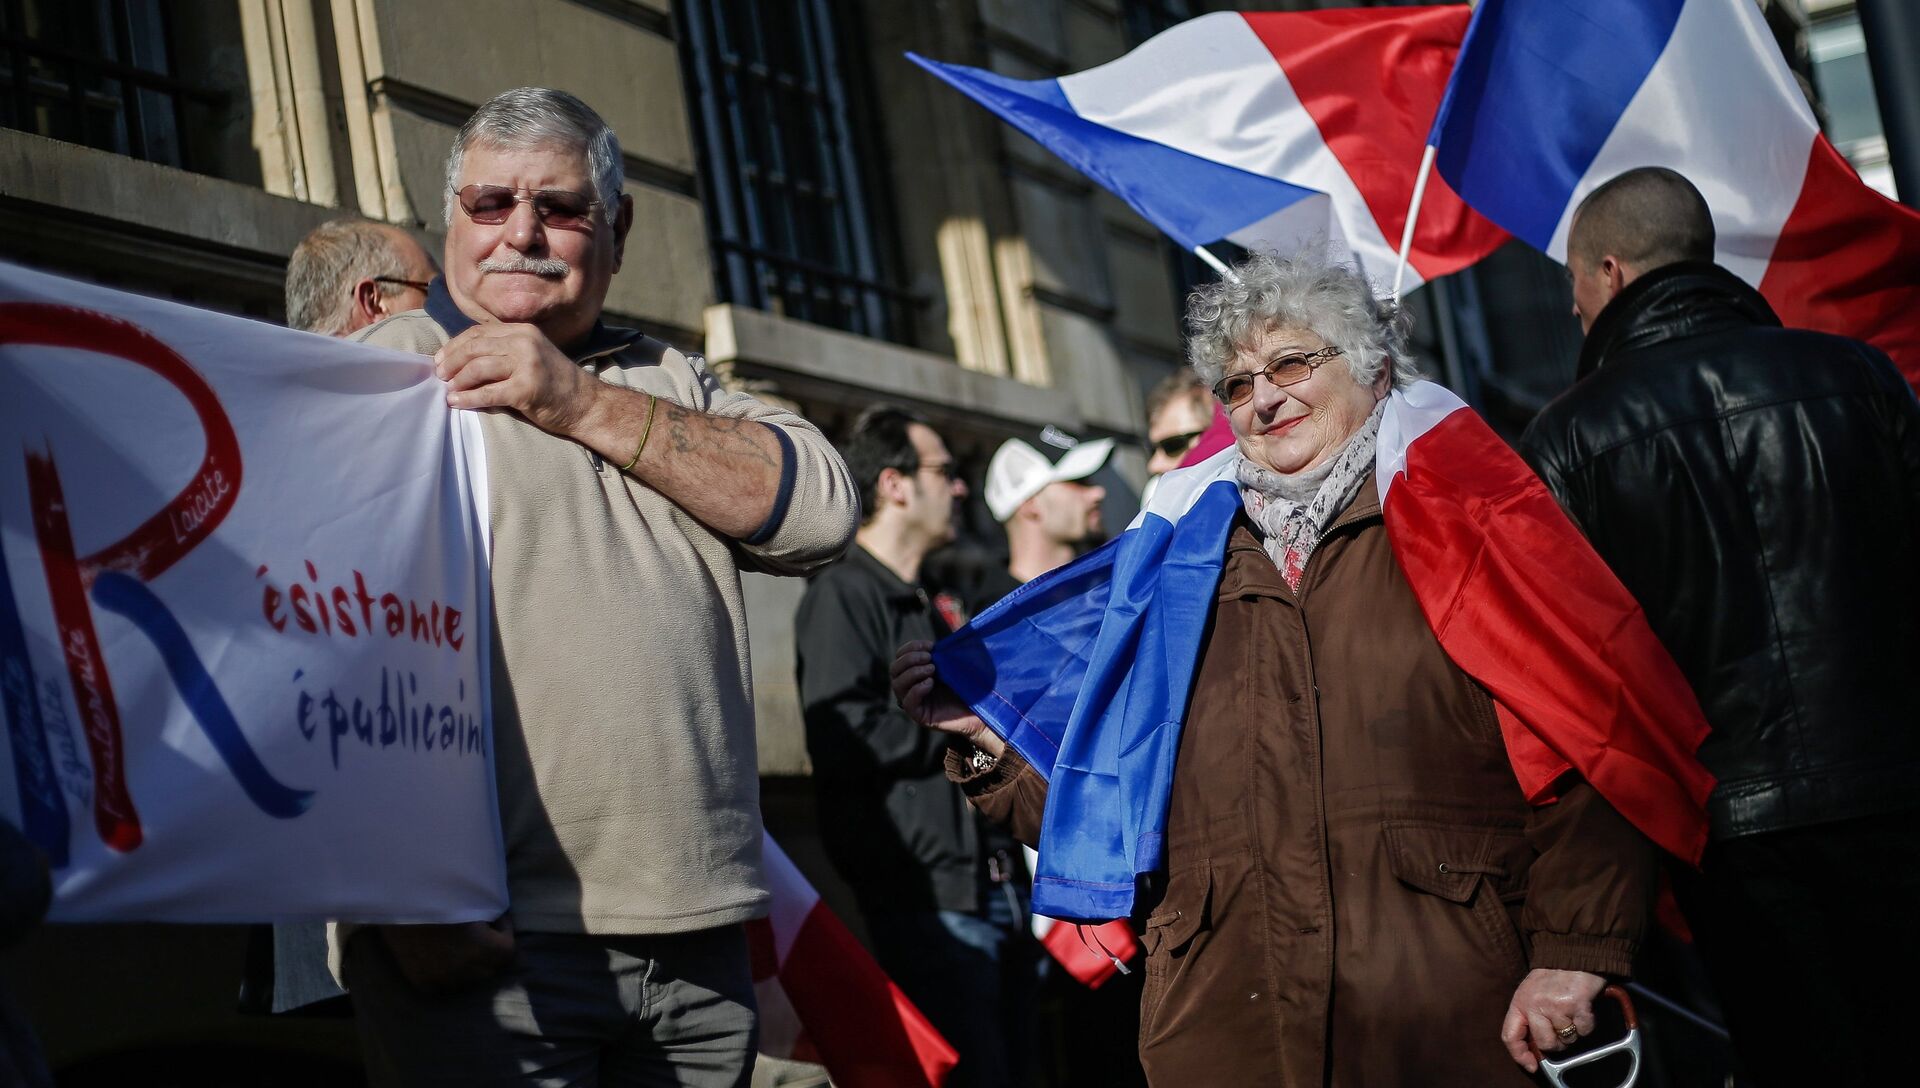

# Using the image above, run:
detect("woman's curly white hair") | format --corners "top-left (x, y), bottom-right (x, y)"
top-left (1183, 252), bottom-right (1419, 393)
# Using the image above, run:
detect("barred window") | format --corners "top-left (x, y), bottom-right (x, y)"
top-left (677, 0), bottom-right (912, 343)
top-left (0, 0), bottom-right (214, 169)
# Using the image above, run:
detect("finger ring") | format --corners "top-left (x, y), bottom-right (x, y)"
top-left (1556, 1023), bottom-right (1578, 1041)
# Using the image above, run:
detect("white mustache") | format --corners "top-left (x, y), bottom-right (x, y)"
top-left (479, 253), bottom-right (571, 277)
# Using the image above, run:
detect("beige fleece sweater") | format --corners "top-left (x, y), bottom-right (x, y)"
top-left (356, 309), bottom-right (857, 933)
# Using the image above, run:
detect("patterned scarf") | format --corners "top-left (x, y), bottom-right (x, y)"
top-left (1236, 400), bottom-right (1385, 590)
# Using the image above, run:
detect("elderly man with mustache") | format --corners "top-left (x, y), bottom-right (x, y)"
top-left (332, 87), bottom-right (859, 1088)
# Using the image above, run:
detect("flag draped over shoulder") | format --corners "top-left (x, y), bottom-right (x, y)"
top-left (934, 382), bottom-right (1713, 923)
top-left (911, 5), bottom-right (1506, 290)
top-left (1429, 0), bottom-right (1920, 383)
top-left (1378, 384), bottom-right (1714, 858)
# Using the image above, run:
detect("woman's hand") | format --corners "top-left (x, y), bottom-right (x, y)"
top-left (1500, 968), bottom-right (1606, 1072)
top-left (890, 641), bottom-right (1003, 758)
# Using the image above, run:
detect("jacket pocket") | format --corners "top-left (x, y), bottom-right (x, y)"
top-left (1383, 820), bottom-right (1529, 977)
top-left (1139, 862), bottom-right (1212, 1044)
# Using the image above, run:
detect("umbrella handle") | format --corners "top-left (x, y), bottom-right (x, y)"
top-left (1540, 985), bottom-right (1641, 1088)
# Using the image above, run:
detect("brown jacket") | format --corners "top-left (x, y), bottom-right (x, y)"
top-left (950, 477), bottom-right (1656, 1086)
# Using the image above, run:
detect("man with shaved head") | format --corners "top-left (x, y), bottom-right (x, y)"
top-left (1561, 166), bottom-right (1715, 334)
top-left (1522, 167), bottom-right (1920, 1085)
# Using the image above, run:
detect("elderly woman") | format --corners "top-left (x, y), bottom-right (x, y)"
top-left (892, 253), bottom-right (1660, 1086)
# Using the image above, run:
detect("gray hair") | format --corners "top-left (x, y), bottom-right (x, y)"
top-left (1183, 252), bottom-right (1419, 393)
top-left (285, 219), bottom-right (415, 335)
top-left (443, 88), bottom-right (624, 226)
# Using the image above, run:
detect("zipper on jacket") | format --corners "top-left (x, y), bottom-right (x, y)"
top-left (1240, 482), bottom-right (1376, 601)
top-left (1294, 579), bottom-right (1337, 1054)
top-left (1292, 505), bottom-right (1381, 602)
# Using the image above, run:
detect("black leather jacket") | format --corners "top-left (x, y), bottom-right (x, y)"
top-left (1522, 262), bottom-right (1920, 841)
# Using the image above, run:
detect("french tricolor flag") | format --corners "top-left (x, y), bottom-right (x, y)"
top-left (749, 833), bottom-right (958, 1087)
top-left (1430, 0), bottom-right (1920, 381)
top-left (909, 6), bottom-right (1507, 290)
top-left (935, 384), bottom-right (1713, 922)
top-left (1376, 384), bottom-right (1713, 860)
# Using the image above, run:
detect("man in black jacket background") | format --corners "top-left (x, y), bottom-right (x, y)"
top-left (1521, 167), bottom-right (1920, 1087)
top-left (794, 406), bottom-right (1034, 1088)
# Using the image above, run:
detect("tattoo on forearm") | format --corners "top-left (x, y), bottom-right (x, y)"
top-left (658, 400), bottom-right (779, 471)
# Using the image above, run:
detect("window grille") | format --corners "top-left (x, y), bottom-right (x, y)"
top-left (677, 0), bottom-right (913, 343)
top-left (0, 0), bottom-right (214, 169)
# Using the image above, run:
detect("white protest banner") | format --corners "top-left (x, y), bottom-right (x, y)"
top-left (0, 260), bottom-right (507, 922)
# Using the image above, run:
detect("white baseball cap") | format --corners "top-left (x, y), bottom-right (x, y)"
top-left (984, 426), bottom-right (1115, 522)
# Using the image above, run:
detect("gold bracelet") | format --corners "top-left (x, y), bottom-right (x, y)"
top-left (620, 394), bottom-right (658, 473)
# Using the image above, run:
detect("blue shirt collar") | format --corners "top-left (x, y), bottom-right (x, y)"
top-left (423, 274), bottom-right (477, 338)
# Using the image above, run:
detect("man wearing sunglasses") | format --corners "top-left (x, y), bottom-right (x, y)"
top-left (336, 87), bottom-right (859, 1088)
top-left (1143, 369), bottom-right (1214, 477)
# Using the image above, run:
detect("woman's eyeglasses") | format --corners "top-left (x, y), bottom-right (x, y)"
top-left (456, 184), bottom-right (601, 228)
top-left (1212, 346), bottom-right (1345, 407)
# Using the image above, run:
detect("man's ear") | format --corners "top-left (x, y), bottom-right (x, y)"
top-left (1600, 255), bottom-right (1628, 298)
top-left (351, 279), bottom-right (386, 325)
top-left (874, 466), bottom-right (909, 509)
top-left (610, 193), bottom-right (635, 272)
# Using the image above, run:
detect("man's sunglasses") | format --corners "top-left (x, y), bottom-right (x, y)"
top-left (1152, 430), bottom-right (1205, 459)
top-left (456, 184), bottom-right (601, 228)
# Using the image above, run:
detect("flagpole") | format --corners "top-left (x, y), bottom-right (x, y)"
top-left (1193, 244), bottom-right (1241, 284)
top-left (1390, 144), bottom-right (1438, 301)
